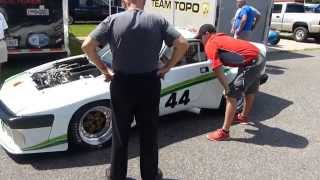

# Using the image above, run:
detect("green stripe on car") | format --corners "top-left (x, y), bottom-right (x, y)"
top-left (23, 134), bottom-right (67, 151)
top-left (160, 69), bottom-right (230, 97)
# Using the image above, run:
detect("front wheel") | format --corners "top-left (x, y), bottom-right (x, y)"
top-left (293, 27), bottom-right (308, 42)
top-left (68, 100), bottom-right (112, 149)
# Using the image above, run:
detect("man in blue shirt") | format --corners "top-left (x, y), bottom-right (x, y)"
top-left (231, 0), bottom-right (261, 40)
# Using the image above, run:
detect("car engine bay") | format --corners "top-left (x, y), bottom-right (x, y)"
top-left (31, 57), bottom-right (101, 90)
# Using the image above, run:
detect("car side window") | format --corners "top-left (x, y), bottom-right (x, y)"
top-left (199, 43), bottom-right (208, 62)
top-left (286, 4), bottom-right (305, 13)
top-left (272, 4), bottom-right (282, 13)
top-left (160, 41), bottom-right (207, 67)
top-left (183, 42), bottom-right (199, 64)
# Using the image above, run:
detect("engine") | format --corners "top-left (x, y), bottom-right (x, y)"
top-left (31, 58), bottom-right (101, 90)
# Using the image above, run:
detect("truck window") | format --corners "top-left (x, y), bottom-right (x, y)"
top-left (272, 4), bottom-right (282, 13)
top-left (286, 4), bottom-right (305, 13)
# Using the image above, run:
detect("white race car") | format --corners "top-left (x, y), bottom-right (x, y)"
top-left (0, 29), bottom-right (268, 154)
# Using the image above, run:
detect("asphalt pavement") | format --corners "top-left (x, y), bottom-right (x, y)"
top-left (1, 50), bottom-right (320, 180)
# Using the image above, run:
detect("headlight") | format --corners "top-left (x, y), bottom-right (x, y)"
top-left (11, 129), bottom-right (26, 147)
top-left (28, 33), bottom-right (50, 48)
top-left (1, 119), bottom-right (25, 147)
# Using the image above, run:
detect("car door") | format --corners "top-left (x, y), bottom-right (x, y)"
top-left (159, 40), bottom-right (212, 115)
top-left (282, 4), bottom-right (305, 32)
top-left (271, 4), bottom-right (284, 31)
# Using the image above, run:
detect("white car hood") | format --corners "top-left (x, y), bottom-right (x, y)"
top-left (0, 72), bottom-right (110, 115)
top-left (0, 72), bottom-right (38, 114)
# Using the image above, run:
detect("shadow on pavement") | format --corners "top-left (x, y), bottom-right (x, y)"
top-left (265, 64), bottom-right (287, 75)
top-left (7, 92), bottom-right (307, 171)
top-left (231, 92), bottom-right (309, 149)
top-left (231, 122), bottom-right (309, 149)
top-left (267, 51), bottom-right (313, 62)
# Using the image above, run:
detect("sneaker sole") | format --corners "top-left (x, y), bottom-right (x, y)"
top-left (233, 121), bottom-right (249, 125)
top-left (206, 134), bottom-right (229, 141)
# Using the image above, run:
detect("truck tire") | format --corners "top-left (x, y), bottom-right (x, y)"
top-left (293, 27), bottom-right (308, 42)
top-left (68, 100), bottom-right (112, 150)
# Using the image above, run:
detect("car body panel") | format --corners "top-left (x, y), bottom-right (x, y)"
top-left (0, 29), bottom-right (267, 154)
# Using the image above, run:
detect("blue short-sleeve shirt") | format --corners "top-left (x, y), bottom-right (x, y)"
top-left (234, 5), bottom-right (257, 32)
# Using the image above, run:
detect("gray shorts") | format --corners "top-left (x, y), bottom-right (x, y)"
top-left (226, 55), bottom-right (265, 98)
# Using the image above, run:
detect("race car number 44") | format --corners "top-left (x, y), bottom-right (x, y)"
top-left (165, 89), bottom-right (191, 108)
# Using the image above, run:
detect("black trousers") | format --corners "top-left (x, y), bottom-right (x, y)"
top-left (110, 71), bottom-right (161, 180)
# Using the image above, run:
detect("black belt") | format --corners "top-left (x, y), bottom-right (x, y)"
top-left (0, 39), bottom-right (4, 41)
top-left (114, 70), bottom-right (158, 78)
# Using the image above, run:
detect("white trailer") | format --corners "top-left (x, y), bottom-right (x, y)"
top-left (145, 0), bottom-right (273, 43)
top-left (0, 0), bottom-right (70, 55)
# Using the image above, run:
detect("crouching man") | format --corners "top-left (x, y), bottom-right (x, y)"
top-left (195, 24), bottom-right (265, 141)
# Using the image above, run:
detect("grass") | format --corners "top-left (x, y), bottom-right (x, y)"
top-left (69, 24), bottom-right (97, 37)
top-left (69, 33), bottom-right (83, 56)
top-left (68, 24), bottom-right (98, 55)
top-left (1, 66), bottom-right (23, 83)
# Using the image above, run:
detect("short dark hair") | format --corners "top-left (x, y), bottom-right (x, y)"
top-left (195, 24), bottom-right (216, 39)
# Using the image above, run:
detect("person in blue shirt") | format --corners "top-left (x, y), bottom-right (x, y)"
top-left (231, 0), bottom-right (261, 40)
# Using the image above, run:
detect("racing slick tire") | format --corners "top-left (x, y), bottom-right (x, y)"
top-left (68, 100), bottom-right (112, 149)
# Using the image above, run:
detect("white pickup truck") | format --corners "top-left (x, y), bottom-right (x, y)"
top-left (271, 2), bottom-right (320, 42)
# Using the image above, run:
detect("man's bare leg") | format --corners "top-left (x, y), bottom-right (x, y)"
top-left (241, 94), bottom-right (255, 117)
top-left (222, 96), bottom-right (237, 131)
